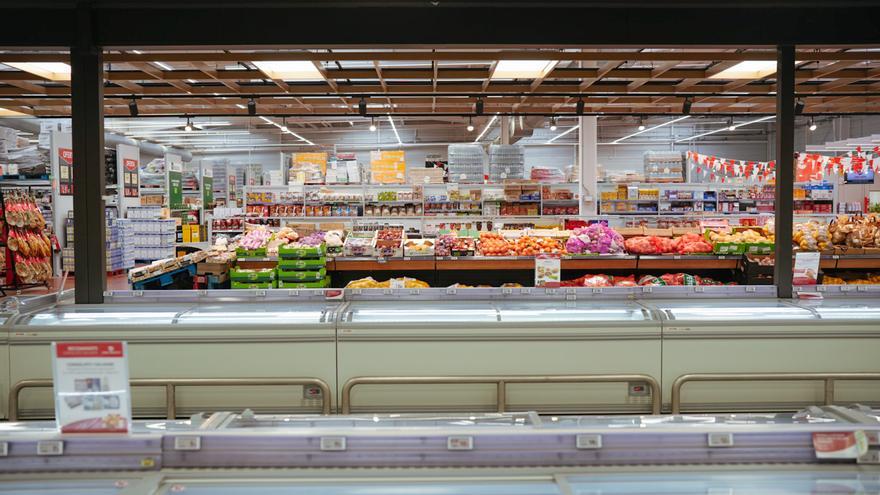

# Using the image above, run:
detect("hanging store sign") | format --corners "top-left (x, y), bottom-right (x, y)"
top-left (58, 147), bottom-right (74, 195)
top-left (51, 341), bottom-right (132, 434)
top-left (202, 167), bottom-right (214, 208)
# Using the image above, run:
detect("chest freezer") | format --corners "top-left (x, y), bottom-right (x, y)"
top-left (336, 299), bottom-right (661, 414)
top-left (7, 301), bottom-right (341, 418)
top-left (653, 298), bottom-right (880, 412)
top-left (0, 313), bottom-right (10, 420)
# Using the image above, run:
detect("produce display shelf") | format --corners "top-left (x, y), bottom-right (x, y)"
top-left (834, 254), bottom-right (880, 269)
top-left (638, 255), bottom-right (739, 270)
top-left (562, 256), bottom-right (638, 270)
top-left (334, 257), bottom-right (435, 271)
top-left (436, 256), bottom-right (535, 270)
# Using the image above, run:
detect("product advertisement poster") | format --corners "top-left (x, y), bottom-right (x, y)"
top-left (793, 252), bottom-right (821, 285)
top-left (535, 256), bottom-right (561, 288)
top-left (51, 341), bottom-right (132, 434)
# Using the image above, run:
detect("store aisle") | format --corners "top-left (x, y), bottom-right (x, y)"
top-left (0, 273), bottom-right (129, 299)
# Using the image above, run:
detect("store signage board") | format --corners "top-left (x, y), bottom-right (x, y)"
top-left (167, 154), bottom-right (183, 209)
top-left (51, 341), bottom-right (132, 434)
top-left (202, 166), bottom-right (214, 207)
top-left (58, 147), bottom-right (73, 196)
top-left (793, 252), bottom-right (820, 285)
top-left (535, 256), bottom-right (561, 288)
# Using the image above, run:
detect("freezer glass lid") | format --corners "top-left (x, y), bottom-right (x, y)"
top-left (176, 302), bottom-right (334, 325)
top-left (18, 304), bottom-right (180, 326)
top-left (798, 299), bottom-right (880, 320)
top-left (544, 412), bottom-right (841, 429)
top-left (345, 301), bottom-right (498, 323)
top-left (221, 412), bottom-right (533, 429)
top-left (650, 299), bottom-right (816, 321)
top-left (157, 480), bottom-right (559, 495)
top-left (0, 480), bottom-right (130, 495)
top-left (495, 300), bottom-right (649, 322)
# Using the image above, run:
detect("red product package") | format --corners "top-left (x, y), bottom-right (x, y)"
top-left (582, 274), bottom-right (613, 287)
top-left (660, 273), bottom-right (702, 286)
top-left (637, 275), bottom-right (666, 286)
top-left (613, 275), bottom-right (637, 287)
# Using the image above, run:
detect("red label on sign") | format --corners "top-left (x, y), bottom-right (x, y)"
top-left (59, 148), bottom-right (73, 163)
top-left (56, 342), bottom-right (124, 358)
top-left (123, 158), bottom-right (138, 171)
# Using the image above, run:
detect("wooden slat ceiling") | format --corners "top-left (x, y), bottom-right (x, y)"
top-left (1, 47), bottom-right (879, 119)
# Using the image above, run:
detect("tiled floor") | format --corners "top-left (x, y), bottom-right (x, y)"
top-left (1, 273), bottom-right (130, 299)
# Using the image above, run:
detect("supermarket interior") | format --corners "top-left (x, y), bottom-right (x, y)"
top-left (1, 1), bottom-right (880, 493)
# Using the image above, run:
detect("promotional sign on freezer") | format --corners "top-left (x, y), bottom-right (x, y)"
top-left (51, 341), bottom-right (132, 434)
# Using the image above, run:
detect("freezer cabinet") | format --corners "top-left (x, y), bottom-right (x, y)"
top-left (654, 298), bottom-right (880, 412)
top-left (0, 314), bottom-right (10, 420)
top-left (7, 301), bottom-right (340, 418)
top-left (337, 300), bottom-right (661, 414)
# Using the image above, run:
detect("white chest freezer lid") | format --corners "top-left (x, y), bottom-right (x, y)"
top-left (344, 301), bottom-right (499, 324)
top-left (175, 302), bottom-right (337, 326)
top-left (648, 299), bottom-right (817, 321)
top-left (16, 304), bottom-right (182, 326)
top-left (796, 298), bottom-right (880, 320)
top-left (494, 300), bottom-right (650, 322)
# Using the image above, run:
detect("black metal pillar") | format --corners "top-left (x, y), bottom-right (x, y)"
top-left (774, 45), bottom-right (795, 299)
top-left (71, 4), bottom-right (106, 304)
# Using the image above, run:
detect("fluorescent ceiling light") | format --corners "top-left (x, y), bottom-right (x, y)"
top-left (491, 60), bottom-right (557, 80)
top-left (610, 116), bottom-right (690, 144)
top-left (152, 61), bottom-right (174, 71)
top-left (3, 62), bottom-right (71, 81)
top-left (474, 114), bottom-right (499, 142)
top-left (675, 115), bottom-right (774, 143)
top-left (709, 61), bottom-right (777, 80)
top-left (546, 125), bottom-right (580, 144)
top-left (387, 115), bottom-right (403, 145)
top-left (253, 60), bottom-right (323, 80)
top-left (235, 104), bottom-right (246, 109)
top-left (0, 107), bottom-right (29, 117)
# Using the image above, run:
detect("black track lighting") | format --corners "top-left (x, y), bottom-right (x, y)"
top-left (475, 97), bottom-right (484, 116)
top-left (280, 117), bottom-right (288, 132)
top-left (682, 97), bottom-right (692, 115)
top-left (184, 117), bottom-right (193, 132)
top-left (466, 116), bottom-right (474, 132)
top-left (549, 117), bottom-right (557, 131)
top-left (809, 117), bottom-right (817, 132)
top-left (794, 99), bottom-right (805, 115)
top-left (575, 97), bottom-right (585, 115)
top-left (358, 97), bottom-right (367, 116)
top-left (128, 98), bottom-right (138, 117)
top-left (247, 98), bottom-right (256, 116)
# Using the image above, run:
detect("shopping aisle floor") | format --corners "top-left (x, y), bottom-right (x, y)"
top-left (0, 273), bottom-right (129, 299)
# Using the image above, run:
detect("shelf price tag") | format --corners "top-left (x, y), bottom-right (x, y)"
top-left (37, 440), bottom-right (63, 456)
top-left (576, 434), bottom-right (602, 449)
top-left (320, 436), bottom-right (347, 451)
top-left (446, 288), bottom-right (457, 295)
top-left (0, 441), bottom-right (7, 457)
top-left (174, 436), bottom-right (201, 451)
top-left (447, 436), bottom-right (474, 450)
top-left (708, 433), bottom-right (734, 447)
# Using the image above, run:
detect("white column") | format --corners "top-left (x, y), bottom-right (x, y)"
top-left (578, 116), bottom-right (598, 215)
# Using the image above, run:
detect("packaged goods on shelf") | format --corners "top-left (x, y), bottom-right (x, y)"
top-left (346, 276), bottom-right (430, 289)
top-left (343, 232), bottom-right (375, 257)
top-left (447, 144), bottom-right (485, 183)
top-left (530, 167), bottom-right (566, 183)
top-left (403, 235), bottom-right (435, 257)
top-left (705, 227), bottom-right (774, 255)
top-left (128, 218), bottom-right (176, 261)
top-left (408, 168), bottom-right (445, 184)
top-left (370, 150), bottom-right (406, 184)
top-left (488, 144), bottom-right (524, 181)
top-left (289, 152), bottom-right (327, 184)
top-left (326, 153), bottom-right (361, 184)
top-left (822, 273), bottom-right (880, 285)
top-left (828, 214), bottom-right (880, 249)
top-left (375, 227), bottom-right (404, 257)
top-left (0, 126), bottom-right (50, 178)
top-left (644, 151), bottom-right (684, 183)
top-left (793, 221), bottom-right (831, 251)
top-left (562, 272), bottom-right (731, 288)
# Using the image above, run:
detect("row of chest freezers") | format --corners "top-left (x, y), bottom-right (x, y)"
top-left (0, 296), bottom-right (879, 419)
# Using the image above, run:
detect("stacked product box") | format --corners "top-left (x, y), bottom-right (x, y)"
top-left (61, 217), bottom-right (135, 272)
top-left (276, 242), bottom-right (329, 289)
top-left (447, 144), bottom-right (485, 183)
top-left (129, 218), bottom-right (177, 261)
top-left (488, 144), bottom-right (525, 181)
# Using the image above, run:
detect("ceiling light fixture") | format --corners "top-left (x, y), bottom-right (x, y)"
top-left (2, 62), bottom-right (71, 81)
top-left (547, 125), bottom-right (580, 144)
top-left (611, 116), bottom-right (691, 144)
top-left (727, 117), bottom-right (736, 131)
top-left (474, 114), bottom-right (498, 143)
top-left (466, 116), bottom-right (475, 132)
top-left (280, 117), bottom-right (288, 133)
top-left (475, 97), bottom-right (484, 116)
top-left (358, 97), bottom-right (367, 116)
top-left (152, 61), bottom-right (173, 71)
top-left (369, 117), bottom-right (377, 132)
top-left (387, 115), bottom-right (403, 145)
top-left (252, 60), bottom-right (324, 80)
top-left (490, 60), bottom-right (558, 80)
top-left (682, 97), bottom-right (692, 115)
top-left (674, 115), bottom-right (774, 143)
top-left (184, 118), bottom-right (193, 132)
top-left (247, 98), bottom-right (256, 116)
top-left (637, 117), bottom-right (646, 131)
top-left (128, 98), bottom-right (138, 117)
top-left (235, 104), bottom-right (246, 110)
top-left (576, 98), bottom-right (585, 116)
top-left (809, 118), bottom-right (817, 132)
top-left (709, 60), bottom-right (778, 80)
top-left (549, 117), bottom-right (557, 131)
top-left (0, 107), bottom-right (29, 117)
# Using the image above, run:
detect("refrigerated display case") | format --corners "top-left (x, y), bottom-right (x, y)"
top-left (6, 299), bottom-right (342, 419)
top-left (337, 299), bottom-right (660, 414)
top-left (653, 298), bottom-right (880, 412)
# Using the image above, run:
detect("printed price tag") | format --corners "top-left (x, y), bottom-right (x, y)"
top-left (447, 436), bottom-right (474, 450)
top-left (255, 290), bottom-right (267, 297)
top-left (446, 288), bottom-right (457, 295)
top-left (576, 434), bottom-right (602, 449)
top-left (0, 442), bottom-right (8, 457)
top-left (708, 433), bottom-right (734, 447)
top-left (320, 436), bottom-right (347, 451)
top-left (502, 288), bottom-right (512, 295)
top-left (174, 436), bottom-right (201, 451)
top-left (37, 440), bottom-right (63, 456)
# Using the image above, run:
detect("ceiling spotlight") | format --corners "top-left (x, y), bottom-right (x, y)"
top-left (369, 117), bottom-right (377, 132)
top-left (809, 117), bottom-right (817, 132)
top-left (728, 117), bottom-right (737, 131)
top-left (280, 117), bottom-right (288, 133)
top-left (549, 117), bottom-right (557, 131)
top-left (128, 98), bottom-right (138, 117)
top-left (466, 116), bottom-right (475, 132)
top-left (358, 97), bottom-right (367, 116)
top-left (637, 117), bottom-right (646, 131)
top-left (247, 98), bottom-right (256, 116)
top-left (576, 97), bottom-right (585, 115)
top-left (682, 97), bottom-right (692, 115)
top-left (475, 97), bottom-right (484, 116)
top-left (184, 117), bottom-right (193, 132)
top-left (795, 98), bottom-right (805, 115)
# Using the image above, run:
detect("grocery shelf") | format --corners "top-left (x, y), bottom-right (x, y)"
top-left (436, 256), bottom-right (534, 270)
top-left (562, 255), bottom-right (638, 270)
top-left (334, 257), bottom-right (435, 271)
top-left (638, 255), bottom-right (738, 270)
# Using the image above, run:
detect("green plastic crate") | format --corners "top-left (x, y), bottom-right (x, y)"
top-left (278, 243), bottom-right (326, 259)
top-left (277, 277), bottom-right (331, 289)
top-left (235, 247), bottom-right (267, 257)
top-left (231, 280), bottom-right (276, 289)
top-left (745, 242), bottom-right (775, 255)
top-left (712, 242), bottom-right (746, 255)
top-left (230, 267), bottom-right (277, 282)
top-left (277, 267), bottom-right (327, 282)
top-left (277, 257), bottom-right (327, 270)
